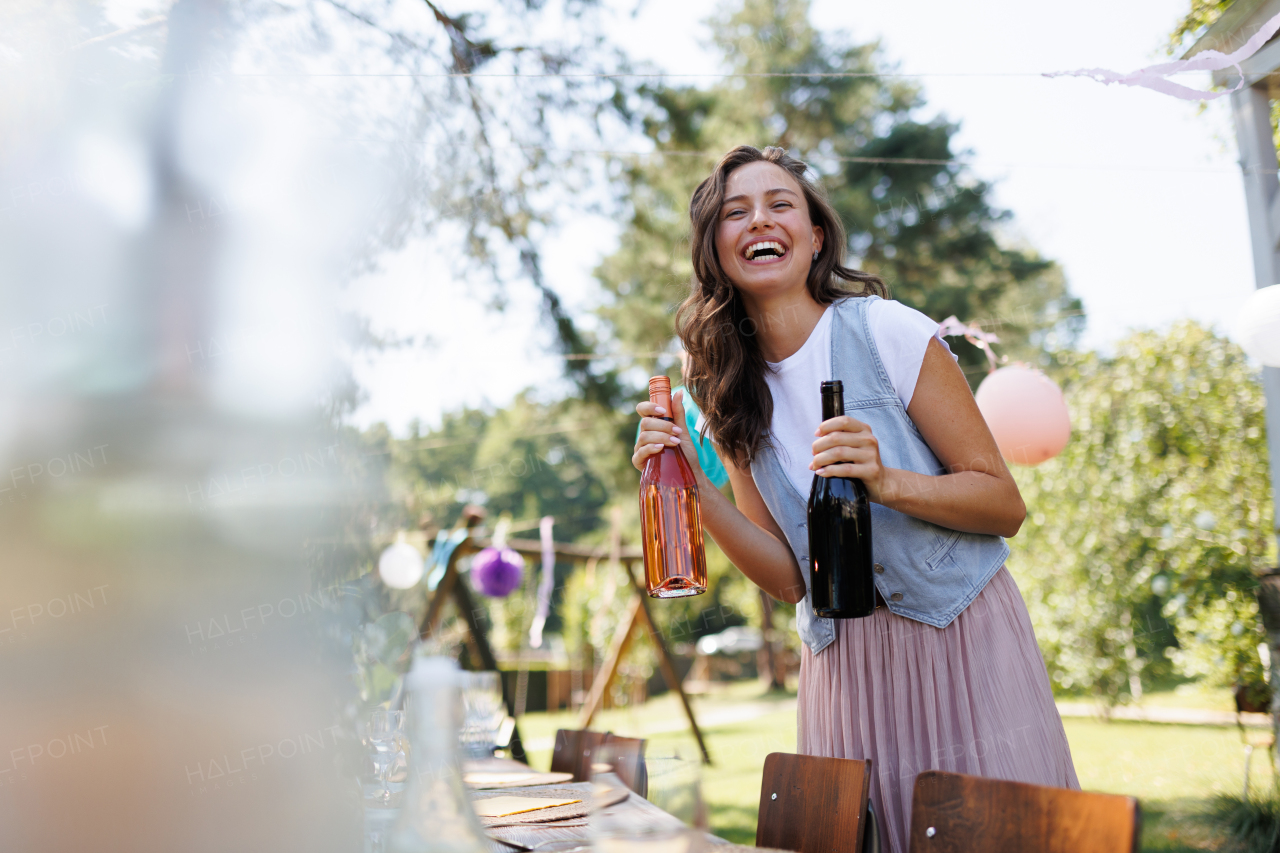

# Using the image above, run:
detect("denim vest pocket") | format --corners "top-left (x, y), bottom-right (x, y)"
top-left (924, 528), bottom-right (963, 572)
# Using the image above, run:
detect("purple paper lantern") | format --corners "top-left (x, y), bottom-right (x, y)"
top-left (472, 547), bottom-right (524, 598)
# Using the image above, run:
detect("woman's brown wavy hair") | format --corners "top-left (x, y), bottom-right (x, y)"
top-left (677, 145), bottom-right (887, 469)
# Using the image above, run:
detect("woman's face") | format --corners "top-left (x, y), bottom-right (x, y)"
top-left (713, 160), bottom-right (823, 301)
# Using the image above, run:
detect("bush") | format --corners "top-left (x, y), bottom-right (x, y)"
top-left (1009, 322), bottom-right (1275, 706)
top-left (1208, 792), bottom-right (1280, 853)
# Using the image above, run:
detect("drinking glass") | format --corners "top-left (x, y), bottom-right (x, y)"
top-left (368, 709), bottom-right (404, 806)
top-left (590, 739), bottom-right (707, 853)
top-left (458, 671), bottom-right (505, 759)
top-left (642, 742), bottom-right (707, 832)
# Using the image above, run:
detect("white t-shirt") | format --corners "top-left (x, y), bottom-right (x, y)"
top-left (764, 300), bottom-right (957, 497)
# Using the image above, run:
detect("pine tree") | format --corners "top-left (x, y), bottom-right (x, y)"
top-left (596, 0), bottom-right (1082, 388)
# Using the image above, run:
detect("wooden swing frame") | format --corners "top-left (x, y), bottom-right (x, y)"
top-left (418, 529), bottom-right (711, 765)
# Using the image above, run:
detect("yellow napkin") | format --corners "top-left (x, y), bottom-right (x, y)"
top-left (474, 795), bottom-right (583, 818)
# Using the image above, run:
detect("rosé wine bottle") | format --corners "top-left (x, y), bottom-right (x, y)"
top-left (640, 376), bottom-right (708, 598)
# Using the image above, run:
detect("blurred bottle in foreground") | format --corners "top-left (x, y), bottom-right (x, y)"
top-left (391, 656), bottom-right (489, 853)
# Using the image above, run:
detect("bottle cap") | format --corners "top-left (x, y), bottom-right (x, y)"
top-left (648, 375), bottom-right (673, 413)
top-left (820, 380), bottom-right (843, 392)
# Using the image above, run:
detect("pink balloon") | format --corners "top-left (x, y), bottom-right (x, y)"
top-left (974, 366), bottom-right (1071, 466)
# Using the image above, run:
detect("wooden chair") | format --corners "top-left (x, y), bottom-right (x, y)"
top-left (908, 771), bottom-right (1141, 853)
top-left (1233, 682), bottom-right (1275, 798)
top-left (550, 729), bottom-right (648, 797)
top-left (551, 728), bottom-right (608, 781)
top-left (602, 733), bottom-right (648, 799)
top-left (756, 752), bottom-right (876, 853)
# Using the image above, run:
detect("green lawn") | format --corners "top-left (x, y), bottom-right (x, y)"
top-left (514, 682), bottom-right (1273, 851)
top-left (1135, 682), bottom-right (1240, 713)
top-left (1065, 716), bottom-right (1273, 851)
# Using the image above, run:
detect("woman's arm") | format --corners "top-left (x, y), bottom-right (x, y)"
top-left (634, 392), bottom-right (807, 603)
top-left (810, 337), bottom-right (1026, 537)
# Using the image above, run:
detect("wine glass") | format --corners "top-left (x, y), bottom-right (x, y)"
top-left (590, 738), bottom-right (707, 853)
top-left (640, 741), bottom-right (707, 832)
top-left (367, 709), bottom-right (403, 806)
top-left (458, 671), bottom-right (505, 759)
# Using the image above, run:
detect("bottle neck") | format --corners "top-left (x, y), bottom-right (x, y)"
top-left (821, 391), bottom-right (844, 421)
top-left (409, 681), bottom-right (458, 746)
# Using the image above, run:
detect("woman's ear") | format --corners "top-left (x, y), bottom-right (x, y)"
top-left (811, 224), bottom-right (824, 257)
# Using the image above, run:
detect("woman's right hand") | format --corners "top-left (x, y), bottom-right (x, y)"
top-left (633, 392), bottom-right (806, 604)
top-left (632, 390), bottom-right (701, 475)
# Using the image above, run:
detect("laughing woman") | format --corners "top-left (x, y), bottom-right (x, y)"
top-left (632, 146), bottom-right (1077, 853)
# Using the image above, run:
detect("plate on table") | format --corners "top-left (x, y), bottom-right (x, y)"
top-left (466, 770), bottom-right (576, 789)
top-left (474, 782), bottom-right (629, 827)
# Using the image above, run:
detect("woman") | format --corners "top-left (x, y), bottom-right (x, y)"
top-left (632, 146), bottom-right (1077, 852)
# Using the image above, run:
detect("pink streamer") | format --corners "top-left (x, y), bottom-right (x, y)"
top-left (938, 315), bottom-right (1001, 374)
top-left (1043, 10), bottom-right (1280, 100)
top-left (528, 516), bottom-right (556, 648)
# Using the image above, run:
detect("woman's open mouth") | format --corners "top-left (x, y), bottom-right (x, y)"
top-left (743, 240), bottom-right (787, 263)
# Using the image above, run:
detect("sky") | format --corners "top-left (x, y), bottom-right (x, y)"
top-left (348, 0), bottom-right (1261, 434)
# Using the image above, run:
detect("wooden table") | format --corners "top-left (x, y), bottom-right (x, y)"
top-left (472, 757), bottom-right (734, 853)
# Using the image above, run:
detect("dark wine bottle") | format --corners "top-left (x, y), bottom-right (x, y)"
top-left (807, 380), bottom-right (876, 618)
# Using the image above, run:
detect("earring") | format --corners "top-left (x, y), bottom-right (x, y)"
top-left (812, 249), bottom-right (820, 261)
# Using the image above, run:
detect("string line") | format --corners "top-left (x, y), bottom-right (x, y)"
top-left (219, 70), bottom-right (1234, 80)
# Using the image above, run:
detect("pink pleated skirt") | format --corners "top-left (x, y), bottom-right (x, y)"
top-left (798, 566), bottom-right (1079, 853)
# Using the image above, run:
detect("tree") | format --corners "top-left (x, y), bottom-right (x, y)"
top-left (392, 395), bottom-right (611, 542)
top-left (212, 0), bottom-right (634, 408)
top-left (595, 0), bottom-right (1082, 390)
top-left (1010, 322), bottom-right (1275, 706)
top-left (1167, 0), bottom-right (1234, 54)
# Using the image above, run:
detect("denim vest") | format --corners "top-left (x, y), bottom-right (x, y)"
top-left (750, 295), bottom-right (1009, 655)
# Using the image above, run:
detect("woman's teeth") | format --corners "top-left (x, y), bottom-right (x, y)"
top-left (745, 241), bottom-right (785, 260)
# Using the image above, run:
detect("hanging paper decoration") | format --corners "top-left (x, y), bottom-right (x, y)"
top-left (425, 527), bottom-right (468, 591)
top-left (472, 548), bottom-right (525, 598)
top-left (528, 516), bottom-right (556, 648)
top-left (1044, 10), bottom-right (1280, 102)
top-left (937, 316), bottom-right (1002, 373)
top-left (975, 366), bottom-right (1072, 466)
top-left (1237, 284), bottom-right (1280, 367)
top-left (379, 540), bottom-right (424, 589)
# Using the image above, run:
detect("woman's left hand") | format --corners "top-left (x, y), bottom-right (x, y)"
top-left (810, 416), bottom-right (889, 502)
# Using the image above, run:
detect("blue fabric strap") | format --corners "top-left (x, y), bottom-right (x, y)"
top-left (634, 385), bottom-right (729, 489)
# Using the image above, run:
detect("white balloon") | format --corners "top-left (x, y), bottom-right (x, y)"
top-left (1238, 284), bottom-right (1280, 367)
top-left (378, 542), bottom-right (424, 589)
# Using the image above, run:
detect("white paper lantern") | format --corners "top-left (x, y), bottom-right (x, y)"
top-left (378, 541), bottom-right (424, 589)
top-left (1237, 284), bottom-right (1280, 367)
